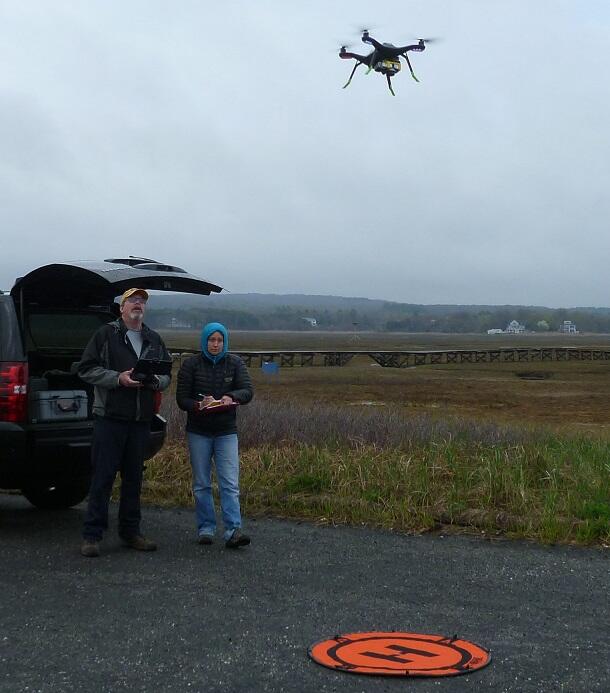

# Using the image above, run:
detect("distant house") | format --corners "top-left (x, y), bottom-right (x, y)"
top-left (559, 320), bottom-right (577, 334)
top-left (487, 328), bottom-right (504, 335)
top-left (168, 317), bottom-right (193, 329)
top-left (302, 317), bottom-right (317, 327)
top-left (505, 320), bottom-right (526, 334)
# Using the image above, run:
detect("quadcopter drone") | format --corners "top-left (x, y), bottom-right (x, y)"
top-left (339, 30), bottom-right (433, 96)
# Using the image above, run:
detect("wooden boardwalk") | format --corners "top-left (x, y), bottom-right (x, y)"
top-left (170, 347), bottom-right (610, 368)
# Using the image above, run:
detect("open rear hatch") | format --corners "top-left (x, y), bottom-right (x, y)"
top-left (11, 257), bottom-right (223, 308)
top-left (10, 257), bottom-right (224, 415)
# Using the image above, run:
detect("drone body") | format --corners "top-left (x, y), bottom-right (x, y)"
top-left (339, 30), bottom-right (428, 96)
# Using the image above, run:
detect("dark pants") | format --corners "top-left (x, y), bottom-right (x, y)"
top-left (83, 417), bottom-right (150, 541)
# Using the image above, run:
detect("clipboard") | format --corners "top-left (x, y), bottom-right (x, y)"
top-left (198, 400), bottom-right (239, 415)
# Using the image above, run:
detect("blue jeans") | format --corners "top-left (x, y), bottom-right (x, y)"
top-left (187, 432), bottom-right (242, 541)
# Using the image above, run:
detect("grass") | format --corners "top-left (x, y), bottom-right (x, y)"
top-left (143, 331), bottom-right (610, 545)
top-left (143, 394), bottom-right (610, 546)
top-left (165, 329), bottom-right (610, 436)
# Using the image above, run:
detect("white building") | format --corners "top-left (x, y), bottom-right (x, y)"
top-left (169, 317), bottom-right (193, 329)
top-left (487, 328), bottom-right (504, 334)
top-left (302, 317), bottom-right (317, 327)
top-left (559, 320), bottom-right (577, 333)
top-left (505, 320), bottom-right (526, 334)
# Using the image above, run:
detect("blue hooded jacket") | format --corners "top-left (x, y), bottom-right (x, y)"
top-left (201, 322), bottom-right (229, 364)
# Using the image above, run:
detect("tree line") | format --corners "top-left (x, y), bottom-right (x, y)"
top-left (145, 304), bottom-right (610, 333)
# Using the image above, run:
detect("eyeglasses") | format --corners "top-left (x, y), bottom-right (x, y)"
top-left (125, 296), bottom-right (147, 304)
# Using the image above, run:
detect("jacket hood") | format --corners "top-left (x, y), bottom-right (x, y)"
top-left (201, 322), bottom-right (229, 364)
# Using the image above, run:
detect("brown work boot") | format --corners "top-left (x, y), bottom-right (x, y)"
top-left (121, 535), bottom-right (157, 551)
top-left (80, 540), bottom-right (100, 558)
top-left (225, 529), bottom-right (251, 549)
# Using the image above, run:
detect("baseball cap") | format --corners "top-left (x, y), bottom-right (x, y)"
top-left (120, 288), bottom-right (149, 305)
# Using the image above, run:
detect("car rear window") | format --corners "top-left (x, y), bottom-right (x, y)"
top-left (28, 312), bottom-right (112, 350)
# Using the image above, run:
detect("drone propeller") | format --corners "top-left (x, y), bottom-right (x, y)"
top-left (352, 24), bottom-right (376, 36)
top-left (331, 41), bottom-right (352, 53)
top-left (415, 37), bottom-right (442, 44)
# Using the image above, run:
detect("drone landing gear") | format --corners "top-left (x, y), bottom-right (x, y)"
top-left (402, 53), bottom-right (420, 82)
top-left (386, 74), bottom-right (396, 96)
top-left (343, 61), bottom-right (364, 89)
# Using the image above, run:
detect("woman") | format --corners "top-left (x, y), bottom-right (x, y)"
top-left (176, 322), bottom-right (253, 548)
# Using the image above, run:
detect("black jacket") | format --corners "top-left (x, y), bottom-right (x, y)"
top-left (176, 353), bottom-right (253, 436)
top-left (78, 319), bottom-right (171, 422)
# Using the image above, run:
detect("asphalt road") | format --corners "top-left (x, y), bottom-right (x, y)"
top-left (1, 494), bottom-right (608, 693)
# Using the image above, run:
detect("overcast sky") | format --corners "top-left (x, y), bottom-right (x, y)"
top-left (1, 1), bottom-right (609, 307)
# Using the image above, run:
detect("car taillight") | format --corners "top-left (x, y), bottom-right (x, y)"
top-left (152, 390), bottom-right (162, 415)
top-left (0, 362), bottom-right (29, 423)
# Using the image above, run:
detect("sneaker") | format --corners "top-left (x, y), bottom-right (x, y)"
top-left (121, 535), bottom-right (157, 551)
top-left (198, 534), bottom-right (214, 545)
top-left (80, 540), bottom-right (100, 558)
top-left (225, 529), bottom-right (251, 549)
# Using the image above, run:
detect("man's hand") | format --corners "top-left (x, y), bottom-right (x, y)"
top-left (119, 369), bottom-right (143, 388)
top-left (220, 396), bottom-right (234, 405)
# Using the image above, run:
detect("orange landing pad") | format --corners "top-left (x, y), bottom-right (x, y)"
top-left (309, 631), bottom-right (491, 677)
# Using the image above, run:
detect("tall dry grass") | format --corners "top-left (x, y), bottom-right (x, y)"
top-left (147, 396), bottom-right (610, 545)
top-left (161, 396), bottom-right (539, 449)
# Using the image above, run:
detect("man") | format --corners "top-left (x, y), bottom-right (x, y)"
top-left (78, 288), bottom-right (171, 557)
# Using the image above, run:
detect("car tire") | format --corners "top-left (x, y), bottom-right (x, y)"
top-left (22, 478), bottom-right (90, 510)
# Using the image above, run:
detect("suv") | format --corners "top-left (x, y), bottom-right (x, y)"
top-left (0, 258), bottom-right (221, 509)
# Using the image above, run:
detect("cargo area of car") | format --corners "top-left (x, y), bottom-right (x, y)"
top-left (27, 351), bottom-right (93, 421)
top-left (0, 303), bottom-right (99, 496)
top-left (23, 310), bottom-right (114, 423)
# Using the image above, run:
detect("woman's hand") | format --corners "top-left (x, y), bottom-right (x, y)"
top-left (197, 395), bottom-right (234, 410)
